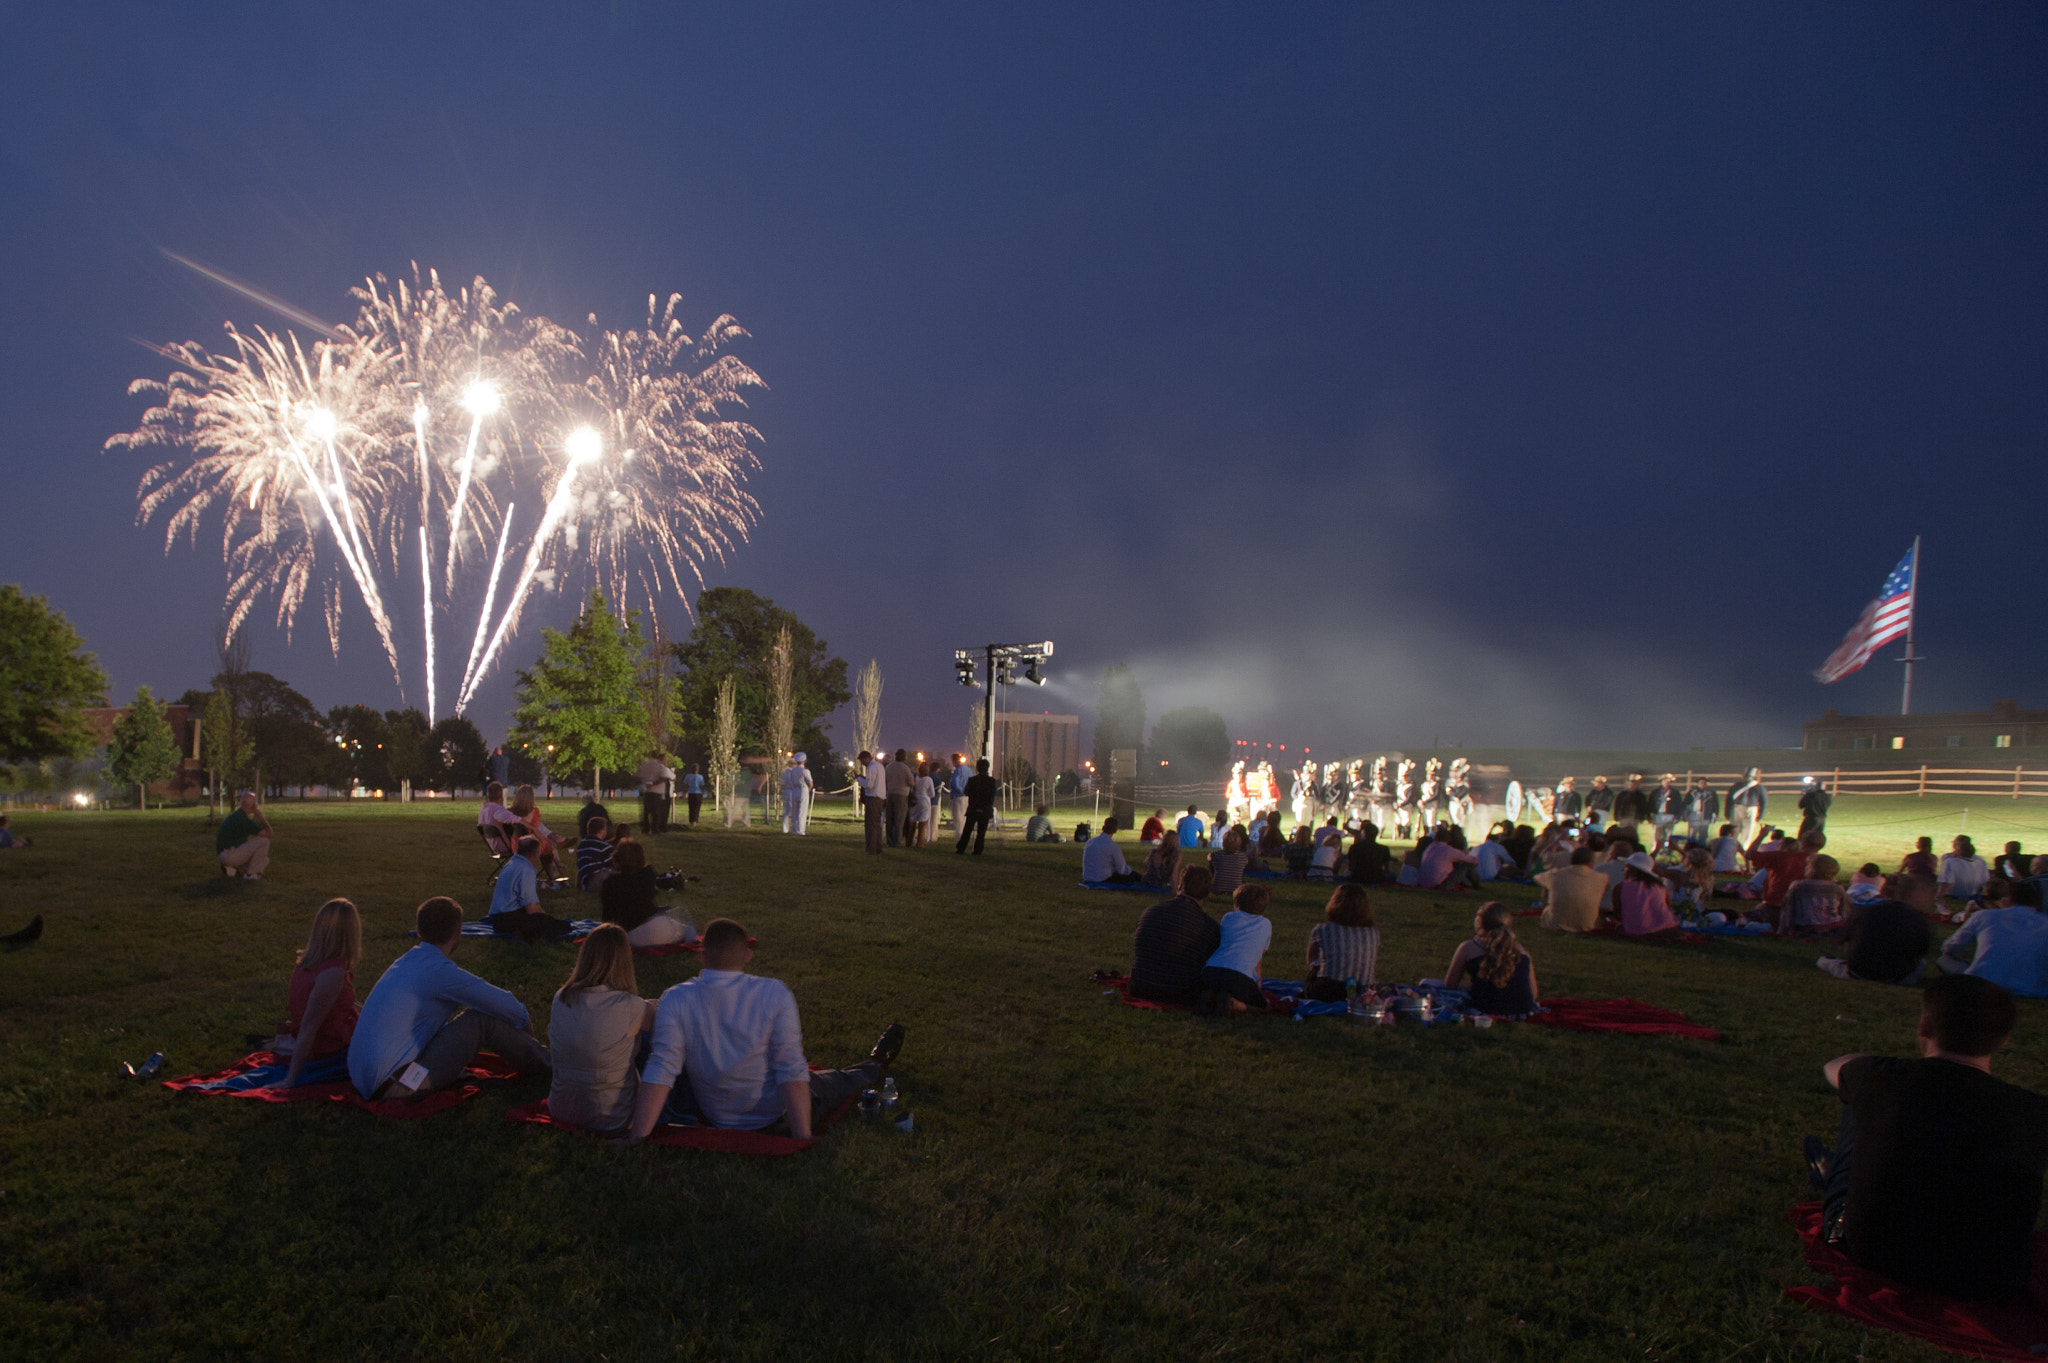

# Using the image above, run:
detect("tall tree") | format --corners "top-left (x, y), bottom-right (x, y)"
top-left (383, 708), bottom-right (434, 793)
top-left (1149, 706), bottom-right (1231, 783)
top-left (854, 659), bottom-right (882, 758)
top-left (765, 625), bottom-right (794, 817)
top-left (0, 584), bottom-right (108, 764)
top-left (326, 705), bottom-right (393, 792)
top-left (1093, 664), bottom-right (1145, 775)
top-left (237, 672), bottom-right (326, 796)
top-left (510, 591), bottom-right (650, 793)
top-left (107, 685), bottom-right (181, 810)
top-left (709, 674), bottom-right (739, 815)
top-left (429, 715), bottom-right (489, 793)
top-left (640, 613), bottom-right (680, 760)
top-left (202, 690), bottom-right (253, 811)
top-left (671, 587), bottom-right (850, 762)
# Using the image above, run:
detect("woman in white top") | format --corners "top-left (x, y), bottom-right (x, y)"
top-left (1199, 882), bottom-right (1274, 1016)
top-left (547, 925), bottom-right (656, 1135)
top-left (1939, 835), bottom-right (1990, 907)
top-left (1303, 884), bottom-right (1379, 1002)
top-left (909, 764), bottom-right (936, 848)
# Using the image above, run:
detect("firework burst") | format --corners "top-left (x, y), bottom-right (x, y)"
top-left (109, 267), bottom-right (764, 719)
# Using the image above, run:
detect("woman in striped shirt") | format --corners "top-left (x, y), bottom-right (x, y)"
top-left (1208, 828), bottom-right (1251, 897)
top-left (1302, 884), bottom-right (1379, 1002)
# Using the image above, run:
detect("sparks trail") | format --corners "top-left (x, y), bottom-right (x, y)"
top-left (108, 267), bottom-right (765, 716)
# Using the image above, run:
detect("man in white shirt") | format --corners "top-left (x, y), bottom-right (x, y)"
top-left (860, 750), bottom-right (887, 854)
top-left (780, 753), bottom-right (814, 835)
top-left (625, 919), bottom-right (904, 1139)
top-left (634, 752), bottom-right (676, 835)
top-left (1083, 817), bottom-right (1141, 885)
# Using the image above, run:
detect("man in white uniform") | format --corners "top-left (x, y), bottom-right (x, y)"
top-left (780, 753), bottom-right (813, 835)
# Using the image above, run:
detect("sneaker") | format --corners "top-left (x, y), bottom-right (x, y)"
top-left (243, 873), bottom-right (262, 882)
top-left (1802, 1135), bottom-right (1831, 1191)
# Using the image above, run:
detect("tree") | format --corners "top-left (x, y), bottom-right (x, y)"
top-left (709, 674), bottom-right (739, 816)
top-left (107, 685), bottom-right (181, 810)
top-left (854, 659), bottom-right (882, 758)
top-left (237, 672), bottom-right (326, 796)
top-left (326, 705), bottom-right (392, 792)
top-left (429, 715), bottom-right (488, 793)
top-left (0, 584), bottom-right (108, 764)
top-left (510, 591), bottom-right (650, 793)
top-left (1093, 664), bottom-right (1145, 775)
top-left (1149, 706), bottom-right (1231, 784)
top-left (202, 690), bottom-right (253, 810)
top-left (639, 613), bottom-right (680, 760)
top-left (671, 587), bottom-right (850, 764)
top-left (383, 708), bottom-right (434, 792)
top-left (765, 624), bottom-right (795, 818)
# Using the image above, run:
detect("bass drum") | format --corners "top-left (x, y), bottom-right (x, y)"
top-left (1504, 781), bottom-right (1523, 824)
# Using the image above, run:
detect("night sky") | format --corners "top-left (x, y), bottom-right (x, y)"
top-left (2, 4), bottom-right (2041, 760)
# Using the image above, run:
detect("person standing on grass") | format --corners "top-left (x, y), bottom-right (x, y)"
top-left (547, 925), bottom-right (656, 1136)
top-left (1198, 881), bottom-right (1274, 1016)
top-left (1081, 815), bottom-right (1140, 882)
top-left (1797, 776), bottom-right (1832, 838)
top-left (1444, 901), bottom-right (1539, 1019)
top-left (1585, 775), bottom-right (1615, 827)
top-left (489, 745), bottom-right (511, 788)
top-left (1804, 974), bottom-right (2048, 1301)
top-left (1683, 778), bottom-right (1719, 846)
top-left (1552, 776), bottom-right (1583, 823)
top-left (908, 762), bottom-right (935, 847)
top-left (947, 753), bottom-right (972, 831)
top-left (884, 749), bottom-right (914, 848)
top-left (859, 750), bottom-right (886, 854)
top-left (1303, 883), bottom-right (1379, 1002)
top-left (348, 896), bottom-right (552, 1101)
top-left (635, 751), bottom-right (676, 835)
top-left (956, 758), bottom-right (999, 856)
top-left (1128, 866), bottom-right (1219, 1006)
top-left (1649, 775), bottom-right (1682, 853)
top-left (1728, 769), bottom-right (1767, 846)
top-left (216, 790), bottom-right (274, 882)
top-left (487, 837), bottom-right (576, 941)
top-left (624, 917), bottom-right (905, 1140)
top-left (781, 753), bottom-right (814, 836)
top-left (681, 764), bottom-right (706, 827)
top-left (281, 898), bottom-right (362, 1088)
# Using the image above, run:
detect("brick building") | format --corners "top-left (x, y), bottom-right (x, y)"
top-left (992, 712), bottom-right (1080, 782)
top-left (1802, 699), bottom-right (2048, 752)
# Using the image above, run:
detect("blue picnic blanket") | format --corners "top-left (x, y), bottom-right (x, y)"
top-left (180, 1051), bottom-right (350, 1093)
top-left (1689, 920), bottom-right (1775, 937)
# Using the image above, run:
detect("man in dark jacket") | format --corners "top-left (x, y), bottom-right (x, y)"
top-left (1347, 823), bottom-right (1393, 885)
top-left (1798, 777), bottom-right (1833, 837)
top-left (1683, 778), bottom-right (1719, 844)
top-left (1128, 866), bottom-right (1220, 1006)
top-left (1552, 776), bottom-right (1583, 822)
top-left (955, 758), bottom-right (999, 855)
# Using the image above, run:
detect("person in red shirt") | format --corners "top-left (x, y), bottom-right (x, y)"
top-left (1138, 810), bottom-right (1167, 845)
top-left (1900, 836), bottom-right (1939, 880)
top-left (1750, 828), bottom-right (1824, 926)
top-left (283, 897), bottom-right (363, 1087)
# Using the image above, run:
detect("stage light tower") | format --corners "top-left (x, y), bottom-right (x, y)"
top-left (950, 639), bottom-right (1053, 775)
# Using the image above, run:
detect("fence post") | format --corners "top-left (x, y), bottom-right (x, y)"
top-left (1918, 765), bottom-right (1927, 798)
top-left (1832, 766), bottom-right (1840, 796)
top-left (2017, 765), bottom-right (2025, 801)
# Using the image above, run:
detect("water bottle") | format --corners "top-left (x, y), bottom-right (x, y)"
top-left (881, 1077), bottom-right (899, 1110)
top-left (1344, 977), bottom-right (1358, 1012)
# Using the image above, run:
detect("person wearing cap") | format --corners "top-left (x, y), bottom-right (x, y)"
top-left (1683, 777), bottom-right (1719, 845)
top-left (1551, 776), bottom-right (1583, 823)
top-left (1798, 776), bottom-right (1833, 838)
top-left (1729, 768), bottom-right (1768, 846)
top-left (216, 790), bottom-right (274, 881)
top-left (1614, 852), bottom-right (1680, 936)
top-left (779, 753), bottom-right (813, 835)
top-left (1649, 775), bottom-right (1683, 853)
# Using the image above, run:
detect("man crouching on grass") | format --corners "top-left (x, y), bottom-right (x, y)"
top-left (1805, 973), bottom-right (2048, 1301)
top-left (622, 918), bottom-right (904, 1143)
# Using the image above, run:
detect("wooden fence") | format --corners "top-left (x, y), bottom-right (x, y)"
top-left (1669, 767), bottom-right (2048, 800)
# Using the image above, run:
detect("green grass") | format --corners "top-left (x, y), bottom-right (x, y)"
top-left (0, 794), bottom-right (2040, 1360)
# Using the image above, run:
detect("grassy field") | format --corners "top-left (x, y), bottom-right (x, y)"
top-left (1, 794), bottom-right (2043, 1361)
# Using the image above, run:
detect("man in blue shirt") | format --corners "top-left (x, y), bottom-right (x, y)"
top-left (349, 896), bottom-right (551, 1099)
top-left (488, 836), bottom-right (575, 940)
top-left (1939, 897), bottom-right (2048, 997)
top-left (681, 764), bottom-right (707, 826)
top-left (948, 753), bottom-right (973, 830)
top-left (1175, 805), bottom-right (1206, 850)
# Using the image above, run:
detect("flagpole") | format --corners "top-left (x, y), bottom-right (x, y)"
top-left (1901, 534), bottom-right (1921, 717)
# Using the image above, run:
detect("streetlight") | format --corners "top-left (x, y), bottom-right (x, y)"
top-left (950, 639), bottom-right (1053, 812)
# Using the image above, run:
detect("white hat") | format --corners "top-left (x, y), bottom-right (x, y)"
top-left (1624, 852), bottom-right (1658, 877)
top-left (795, 752), bottom-right (807, 764)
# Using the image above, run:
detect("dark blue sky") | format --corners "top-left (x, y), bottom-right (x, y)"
top-left (2, 3), bottom-right (2042, 757)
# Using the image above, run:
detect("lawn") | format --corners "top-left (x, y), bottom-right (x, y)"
top-left (0, 793), bottom-right (2041, 1361)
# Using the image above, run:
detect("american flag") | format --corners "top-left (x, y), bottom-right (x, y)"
top-left (1814, 544), bottom-right (1917, 684)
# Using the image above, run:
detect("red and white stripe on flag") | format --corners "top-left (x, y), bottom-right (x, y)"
top-left (1813, 546), bottom-right (1916, 684)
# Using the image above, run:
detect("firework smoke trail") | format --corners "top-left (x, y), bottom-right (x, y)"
top-left (412, 400), bottom-right (437, 724)
top-left (459, 505), bottom-right (517, 709)
top-left (444, 406), bottom-right (485, 593)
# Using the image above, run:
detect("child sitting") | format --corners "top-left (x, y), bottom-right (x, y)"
top-left (1198, 882), bottom-right (1273, 1016)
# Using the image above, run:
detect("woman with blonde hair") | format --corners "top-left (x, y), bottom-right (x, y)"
top-left (282, 898), bottom-right (363, 1088)
top-left (1303, 883), bottom-right (1379, 1002)
top-left (1443, 901), bottom-right (1538, 1019)
top-left (547, 924), bottom-right (656, 1134)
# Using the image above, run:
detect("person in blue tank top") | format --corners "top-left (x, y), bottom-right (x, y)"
top-left (1444, 901), bottom-right (1539, 1019)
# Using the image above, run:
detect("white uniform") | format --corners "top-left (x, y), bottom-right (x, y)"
top-left (780, 757), bottom-right (814, 834)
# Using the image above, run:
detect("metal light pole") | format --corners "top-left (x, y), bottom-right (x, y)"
top-left (952, 640), bottom-right (1054, 816)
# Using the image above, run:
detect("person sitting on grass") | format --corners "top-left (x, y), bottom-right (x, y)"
top-left (1819, 874), bottom-right (1935, 984)
top-left (1749, 827), bottom-right (1824, 927)
top-left (487, 836), bottom-right (577, 941)
top-left (598, 838), bottom-right (698, 949)
top-left (1303, 884), bottom-right (1379, 1002)
top-left (1313, 817), bottom-right (1344, 849)
top-left (1938, 880), bottom-right (2048, 997)
top-left (1208, 828), bottom-right (1251, 897)
top-left (1661, 846), bottom-right (1717, 919)
top-left (1474, 827), bottom-right (1519, 882)
top-left (1176, 805), bottom-right (1207, 849)
top-left (625, 918), bottom-right (904, 1141)
top-left (1782, 855), bottom-right (1848, 937)
top-left (1900, 836), bottom-right (1938, 881)
top-left (1396, 836), bottom-right (1430, 887)
top-left (1140, 834), bottom-right (1181, 890)
top-left (1535, 846), bottom-right (1607, 933)
top-left (1707, 822), bottom-right (1745, 874)
top-left (1139, 810), bottom-right (1166, 846)
top-left (1419, 828), bottom-right (1479, 891)
top-left (1805, 973), bottom-right (2048, 1302)
top-left (547, 924), bottom-right (656, 1135)
top-left (508, 784), bottom-right (569, 878)
top-left (1082, 817), bottom-right (1142, 885)
top-left (576, 816), bottom-right (617, 892)
top-left (216, 790), bottom-right (274, 882)
top-left (1284, 826), bottom-right (1315, 880)
top-left (1849, 862), bottom-right (1887, 903)
top-left (1347, 822), bottom-right (1392, 885)
top-left (1208, 810), bottom-right (1231, 850)
top-left (1939, 835), bottom-right (1991, 912)
top-left (1198, 882), bottom-right (1274, 1017)
top-left (348, 895), bottom-right (553, 1100)
top-left (1309, 831), bottom-right (1343, 882)
top-left (1613, 853), bottom-right (1680, 937)
top-left (1444, 901), bottom-right (1539, 1019)
top-left (576, 792), bottom-right (610, 841)
top-left (0, 813), bottom-right (26, 849)
top-left (281, 898), bottom-right (362, 1088)
top-left (1128, 866), bottom-right (1219, 1006)
top-left (1256, 820), bottom-right (1286, 862)
top-left (1024, 804), bottom-right (1058, 843)
top-left (1996, 841), bottom-right (2030, 882)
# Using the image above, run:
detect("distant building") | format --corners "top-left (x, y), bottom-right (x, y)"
top-left (992, 712), bottom-right (1080, 782)
top-left (1803, 699), bottom-right (2048, 752)
top-left (79, 703), bottom-right (203, 794)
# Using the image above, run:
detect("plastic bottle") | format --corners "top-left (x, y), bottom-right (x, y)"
top-left (881, 1077), bottom-right (899, 1110)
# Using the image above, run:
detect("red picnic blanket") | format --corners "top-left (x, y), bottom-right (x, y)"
top-left (1096, 974), bottom-right (1295, 1016)
top-left (1785, 1202), bottom-right (2048, 1360)
top-left (505, 1092), bottom-right (857, 1155)
top-left (162, 1050), bottom-right (522, 1118)
top-left (1527, 997), bottom-right (1720, 1040)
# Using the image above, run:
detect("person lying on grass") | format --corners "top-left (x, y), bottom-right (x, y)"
top-left (548, 925), bottom-right (656, 1135)
top-left (599, 838), bottom-right (698, 949)
top-left (348, 896), bottom-right (552, 1101)
top-left (623, 918), bottom-right (903, 1142)
top-left (1128, 866), bottom-right (1218, 1007)
top-left (1198, 882), bottom-right (1273, 1017)
top-left (1443, 901), bottom-right (1538, 1020)
top-left (1818, 874), bottom-right (1935, 985)
top-left (1937, 880), bottom-right (2048, 998)
top-left (1302, 884), bottom-right (1379, 1003)
top-left (487, 836), bottom-right (577, 942)
top-left (1807, 973), bottom-right (2048, 1302)
top-left (281, 898), bottom-right (362, 1088)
